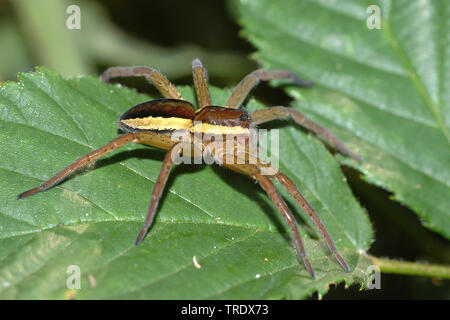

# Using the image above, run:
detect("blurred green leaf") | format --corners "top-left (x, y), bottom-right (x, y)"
top-left (0, 67), bottom-right (372, 299)
top-left (0, 19), bottom-right (33, 81)
top-left (80, 1), bottom-right (253, 80)
top-left (238, 0), bottom-right (450, 239)
top-left (11, 0), bottom-right (91, 77)
top-left (9, 0), bottom-right (253, 80)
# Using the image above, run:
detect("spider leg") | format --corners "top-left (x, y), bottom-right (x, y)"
top-left (273, 172), bottom-right (350, 272)
top-left (17, 132), bottom-right (176, 199)
top-left (254, 172), bottom-right (316, 278)
top-left (135, 143), bottom-right (183, 245)
top-left (241, 150), bottom-right (350, 272)
top-left (250, 106), bottom-right (363, 162)
top-left (215, 146), bottom-right (350, 276)
top-left (192, 58), bottom-right (212, 109)
top-left (225, 69), bottom-right (312, 109)
top-left (209, 148), bottom-right (315, 278)
top-left (100, 66), bottom-right (183, 100)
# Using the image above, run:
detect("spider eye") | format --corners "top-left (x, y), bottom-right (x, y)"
top-left (240, 113), bottom-right (248, 121)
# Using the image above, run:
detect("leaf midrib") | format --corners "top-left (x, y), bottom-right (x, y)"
top-left (383, 7), bottom-right (450, 144)
top-left (309, 0), bottom-right (449, 143)
top-left (257, 0), bottom-right (450, 144)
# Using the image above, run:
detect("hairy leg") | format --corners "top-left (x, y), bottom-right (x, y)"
top-left (192, 58), bottom-right (212, 109)
top-left (250, 106), bottom-right (362, 162)
top-left (212, 148), bottom-right (315, 277)
top-left (101, 66), bottom-right (183, 100)
top-left (226, 69), bottom-right (312, 109)
top-left (17, 133), bottom-right (138, 199)
top-left (254, 172), bottom-right (316, 278)
top-left (17, 132), bottom-right (176, 199)
top-left (274, 172), bottom-right (350, 272)
top-left (135, 144), bottom-right (182, 245)
top-left (219, 148), bottom-right (350, 275)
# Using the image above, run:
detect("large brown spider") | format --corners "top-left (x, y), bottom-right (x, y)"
top-left (18, 59), bottom-right (361, 278)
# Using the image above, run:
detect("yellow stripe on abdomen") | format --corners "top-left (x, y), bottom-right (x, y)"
top-left (190, 123), bottom-right (250, 135)
top-left (121, 116), bottom-right (192, 131)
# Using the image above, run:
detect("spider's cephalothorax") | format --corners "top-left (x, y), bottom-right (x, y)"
top-left (17, 59), bottom-right (362, 279)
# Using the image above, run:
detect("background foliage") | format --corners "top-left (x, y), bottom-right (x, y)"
top-left (239, 0), bottom-right (450, 240)
top-left (0, 0), bottom-right (448, 299)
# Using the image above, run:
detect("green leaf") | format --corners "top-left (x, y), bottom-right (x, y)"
top-left (0, 19), bottom-right (32, 81)
top-left (238, 0), bottom-right (450, 239)
top-left (0, 67), bottom-right (372, 299)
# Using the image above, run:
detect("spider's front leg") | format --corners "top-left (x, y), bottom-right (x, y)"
top-left (100, 66), bottom-right (183, 100)
top-left (192, 58), bottom-right (212, 109)
top-left (225, 69), bottom-right (313, 109)
top-left (250, 106), bottom-right (363, 162)
top-left (225, 68), bottom-right (361, 161)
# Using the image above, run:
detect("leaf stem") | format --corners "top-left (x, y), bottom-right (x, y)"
top-left (367, 255), bottom-right (450, 279)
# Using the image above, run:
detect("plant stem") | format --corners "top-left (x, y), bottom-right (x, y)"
top-left (367, 255), bottom-right (450, 279)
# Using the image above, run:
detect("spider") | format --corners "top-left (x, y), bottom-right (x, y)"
top-left (17, 59), bottom-right (362, 279)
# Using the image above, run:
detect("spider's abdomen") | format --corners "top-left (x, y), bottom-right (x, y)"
top-left (118, 99), bottom-right (195, 133)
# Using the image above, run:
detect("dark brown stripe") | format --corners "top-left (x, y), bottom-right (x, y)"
top-left (120, 99), bottom-right (195, 121)
top-left (119, 99), bottom-right (195, 133)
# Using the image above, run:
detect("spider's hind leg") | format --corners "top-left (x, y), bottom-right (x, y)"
top-left (220, 149), bottom-right (350, 276)
top-left (214, 150), bottom-right (315, 278)
top-left (273, 172), bottom-right (351, 272)
top-left (254, 172), bottom-right (316, 278)
top-left (100, 66), bottom-right (183, 100)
